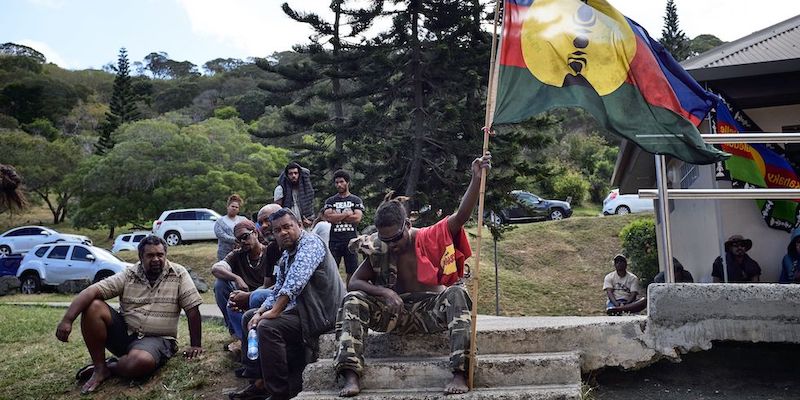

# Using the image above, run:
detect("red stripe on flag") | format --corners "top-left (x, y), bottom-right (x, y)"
top-left (721, 143), bottom-right (755, 159)
top-left (499, 2), bottom-right (528, 69)
top-left (626, 35), bottom-right (700, 125)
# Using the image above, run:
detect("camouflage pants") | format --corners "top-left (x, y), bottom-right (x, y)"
top-left (333, 285), bottom-right (472, 377)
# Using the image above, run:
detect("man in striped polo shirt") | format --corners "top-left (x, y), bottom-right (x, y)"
top-left (56, 235), bottom-right (204, 395)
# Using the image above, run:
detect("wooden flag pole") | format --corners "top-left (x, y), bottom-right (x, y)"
top-left (467, 0), bottom-right (503, 390)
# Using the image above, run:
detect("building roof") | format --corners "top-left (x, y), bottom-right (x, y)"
top-left (683, 14), bottom-right (800, 70)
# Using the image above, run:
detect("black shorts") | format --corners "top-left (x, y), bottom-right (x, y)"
top-left (106, 304), bottom-right (177, 367)
top-left (329, 240), bottom-right (359, 274)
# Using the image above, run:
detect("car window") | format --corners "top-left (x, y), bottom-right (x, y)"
top-left (121, 235), bottom-right (131, 242)
top-left (517, 193), bottom-right (539, 205)
top-left (165, 211), bottom-right (194, 221)
top-left (132, 234), bottom-right (146, 242)
top-left (196, 211), bottom-right (216, 221)
top-left (8, 227), bottom-right (41, 237)
top-left (34, 246), bottom-right (50, 257)
top-left (71, 246), bottom-right (93, 261)
top-left (47, 245), bottom-right (70, 260)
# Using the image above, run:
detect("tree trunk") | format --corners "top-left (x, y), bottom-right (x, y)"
top-left (107, 225), bottom-right (115, 240)
top-left (404, 0), bottom-right (425, 198)
top-left (331, 0), bottom-right (345, 171)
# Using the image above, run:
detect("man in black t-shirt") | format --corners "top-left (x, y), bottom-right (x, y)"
top-left (323, 170), bottom-right (364, 284)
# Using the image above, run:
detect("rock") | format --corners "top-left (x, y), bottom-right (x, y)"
top-left (0, 276), bottom-right (20, 296)
top-left (57, 279), bottom-right (91, 294)
top-left (188, 269), bottom-right (209, 293)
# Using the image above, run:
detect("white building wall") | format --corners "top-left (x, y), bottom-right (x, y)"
top-left (744, 104), bottom-right (800, 132)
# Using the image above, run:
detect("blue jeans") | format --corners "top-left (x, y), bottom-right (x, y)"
top-left (214, 279), bottom-right (236, 335)
top-left (228, 287), bottom-right (274, 340)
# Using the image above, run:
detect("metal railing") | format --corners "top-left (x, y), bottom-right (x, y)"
top-left (638, 133), bottom-right (800, 283)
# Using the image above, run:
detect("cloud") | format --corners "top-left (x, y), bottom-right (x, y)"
top-left (175, 0), bottom-right (333, 58)
top-left (16, 39), bottom-right (70, 68)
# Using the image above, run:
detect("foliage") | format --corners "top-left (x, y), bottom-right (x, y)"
top-left (659, 0), bottom-right (690, 61)
top-left (0, 75), bottom-right (81, 124)
top-left (0, 130), bottom-right (85, 223)
top-left (213, 105), bottom-right (239, 120)
top-left (552, 170), bottom-right (589, 206)
top-left (619, 218), bottom-right (658, 286)
top-left (71, 118), bottom-right (289, 236)
top-left (688, 34), bottom-right (725, 57)
top-left (0, 42), bottom-right (46, 63)
top-left (21, 118), bottom-right (60, 141)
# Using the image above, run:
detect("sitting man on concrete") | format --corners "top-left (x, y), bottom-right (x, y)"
top-left (334, 153), bottom-right (491, 397)
top-left (712, 234), bottom-right (761, 283)
top-left (779, 228), bottom-right (800, 284)
top-left (603, 254), bottom-right (641, 315)
top-left (55, 235), bottom-right (203, 394)
top-left (230, 208), bottom-right (345, 400)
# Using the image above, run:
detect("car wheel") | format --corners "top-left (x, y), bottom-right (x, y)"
top-left (549, 208), bottom-right (564, 220)
top-left (20, 272), bottom-right (41, 294)
top-left (93, 270), bottom-right (115, 283)
top-left (165, 231), bottom-right (181, 246)
top-left (616, 205), bottom-right (631, 215)
top-left (0, 245), bottom-right (10, 257)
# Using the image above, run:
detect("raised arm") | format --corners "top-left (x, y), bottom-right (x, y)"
top-left (447, 153), bottom-right (491, 238)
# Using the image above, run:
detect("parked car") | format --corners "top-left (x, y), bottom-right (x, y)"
top-left (152, 208), bottom-right (221, 246)
top-left (111, 231), bottom-right (150, 254)
top-left (0, 225), bottom-right (91, 256)
top-left (16, 243), bottom-right (131, 294)
top-left (493, 190), bottom-right (573, 224)
top-left (0, 254), bottom-right (23, 277)
top-left (602, 189), bottom-right (654, 215)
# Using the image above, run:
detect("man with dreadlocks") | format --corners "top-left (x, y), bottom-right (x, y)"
top-left (0, 164), bottom-right (28, 212)
top-left (333, 153), bottom-right (491, 397)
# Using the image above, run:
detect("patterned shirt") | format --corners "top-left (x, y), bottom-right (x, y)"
top-left (262, 231), bottom-right (325, 311)
top-left (324, 194), bottom-right (365, 242)
top-left (92, 260), bottom-right (203, 339)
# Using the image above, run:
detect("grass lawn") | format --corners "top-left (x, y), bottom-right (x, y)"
top-left (0, 304), bottom-right (245, 400)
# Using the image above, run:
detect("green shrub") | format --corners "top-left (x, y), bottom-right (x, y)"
top-left (619, 218), bottom-right (658, 285)
top-left (552, 171), bottom-right (589, 206)
top-left (213, 106), bottom-right (239, 120)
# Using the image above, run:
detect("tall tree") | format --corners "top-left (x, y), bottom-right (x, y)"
top-left (252, 1), bottom-right (382, 172)
top-left (688, 34), bottom-right (724, 57)
top-left (95, 48), bottom-right (140, 155)
top-left (659, 0), bottom-right (690, 61)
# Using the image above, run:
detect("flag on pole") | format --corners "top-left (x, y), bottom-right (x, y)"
top-left (715, 98), bottom-right (800, 231)
top-left (492, 0), bottom-right (728, 165)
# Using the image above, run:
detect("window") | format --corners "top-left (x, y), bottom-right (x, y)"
top-left (197, 211), bottom-right (216, 220)
top-left (121, 235), bottom-right (131, 242)
top-left (71, 246), bottom-right (92, 261)
top-left (34, 246), bottom-right (50, 257)
top-left (7, 228), bottom-right (42, 237)
top-left (47, 245), bottom-right (70, 260)
top-left (132, 234), bottom-right (146, 242)
top-left (165, 211), bottom-right (194, 221)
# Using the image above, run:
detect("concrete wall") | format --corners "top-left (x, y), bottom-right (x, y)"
top-left (744, 104), bottom-right (800, 132)
top-left (664, 163), bottom-right (723, 282)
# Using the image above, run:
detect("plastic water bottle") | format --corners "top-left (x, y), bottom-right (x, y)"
top-left (246, 328), bottom-right (259, 360)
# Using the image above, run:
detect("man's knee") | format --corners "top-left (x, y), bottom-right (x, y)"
top-left (214, 279), bottom-right (232, 296)
top-left (118, 349), bottom-right (158, 377)
top-left (443, 286), bottom-right (472, 308)
top-left (84, 299), bottom-right (111, 321)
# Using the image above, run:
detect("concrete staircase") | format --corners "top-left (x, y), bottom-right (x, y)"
top-left (296, 318), bottom-right (584, 399)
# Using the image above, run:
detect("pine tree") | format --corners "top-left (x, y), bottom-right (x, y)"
top-left (659, 0), bottom-right (690, 61)
top-left (95, 48), bottom-right (140, 155)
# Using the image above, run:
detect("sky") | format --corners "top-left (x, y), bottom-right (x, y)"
top-left (2, 0), bottom-right (800, 71)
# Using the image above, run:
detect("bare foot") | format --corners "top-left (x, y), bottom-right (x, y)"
top-left (444, 372), bottom-right (469, 395)
top-left (80, 365), bottom-right (112, 395)
top-left (339, 370), bottom-right (361, 397)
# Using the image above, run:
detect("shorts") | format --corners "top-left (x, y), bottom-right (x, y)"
top-left (106, 304), bottom-right (177, 367)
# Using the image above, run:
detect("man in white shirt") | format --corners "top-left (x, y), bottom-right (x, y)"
top-left (602, 254), bottom-right (640, 312)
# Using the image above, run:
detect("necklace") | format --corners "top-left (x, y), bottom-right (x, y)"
top-left (247, 247), bottom-right (263, 269)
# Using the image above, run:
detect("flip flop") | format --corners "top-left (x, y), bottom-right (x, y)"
top-left (75, 357), bottom-right (118, 381)
top-left (80, 376), bottom-right (105, 395)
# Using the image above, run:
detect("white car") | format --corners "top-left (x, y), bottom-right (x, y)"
top-left (152, 208), bottom-right (221, 246)
top-left (0, 225), bottom-right (91, 256)
top-left (603, 189), bottom-right (654, 215)
top-left (16, 243), bottom-right (131, 294)
top-left (111, 232), bottom-right (150, 254)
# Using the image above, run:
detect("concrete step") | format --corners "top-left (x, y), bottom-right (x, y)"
top-left (296, 384), bottom-right (582, 399)
top-left (302, 352), bottom-right (581, 392)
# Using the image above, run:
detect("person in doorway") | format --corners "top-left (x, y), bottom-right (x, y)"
top-left (780, 228), bottom-right (800, 284)
top-left (55, 236), bottom-right (203, 394)
top-left (215, 194), bottom-right (248, 261)
top-left (603, 254), bottom-right (641, 314)
top-left (334, 153), bottom-right (491, 397)
top-left (712, 234), bottom-right (761, 283)
top-left (653, 258), bottom-right (694, 283)
top-left (323, 170), bottom-right (364, 284)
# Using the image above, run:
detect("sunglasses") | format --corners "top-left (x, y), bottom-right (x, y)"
top-left (236, 231), bottom-right (254, 243)
top-left (731, 242), bottom-right (748, 248)
top-left (379, 221), bottom-right (408, 244)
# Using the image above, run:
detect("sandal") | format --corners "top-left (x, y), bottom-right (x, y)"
top-left (228, 383), bottom-right (269, 400)
top-left (75, 357), bottom-right (118, 381)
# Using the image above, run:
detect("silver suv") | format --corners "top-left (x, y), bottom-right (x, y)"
top-left (152, 208), bottom-right (220, 246)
